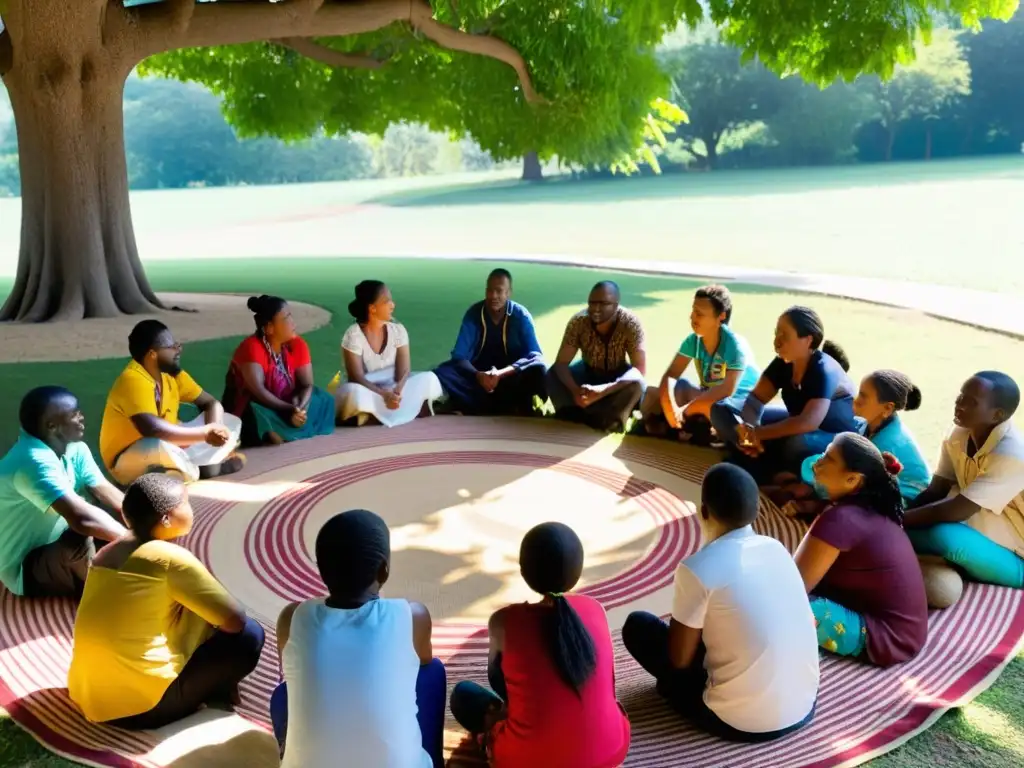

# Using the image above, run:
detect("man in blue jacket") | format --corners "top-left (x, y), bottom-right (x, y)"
top-left (433, 269), bottom-right (547, 416)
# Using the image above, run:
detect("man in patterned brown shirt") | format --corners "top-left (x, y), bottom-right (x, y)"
top-left (545, 281), bottom-right (647, 432)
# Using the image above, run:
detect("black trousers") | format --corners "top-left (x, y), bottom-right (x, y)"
top-left (448, 655), bottom-right (509, 735)
top-left (22, 528), bottom-right (96, 600)
top-left (622, 611), bottom-right (815, 743)
top-left (110, 617), bottom-right (266, 731)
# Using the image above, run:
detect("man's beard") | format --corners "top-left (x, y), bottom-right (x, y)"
top-left (159, 360), bottom-right (183, 377)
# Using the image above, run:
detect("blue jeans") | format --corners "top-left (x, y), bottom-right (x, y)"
top-left (270, 657), bottom-right (447, 768)
top-left (908, 523), bottom-right (1024, 588)
top-left (711, 402), bottom-right (840, 482)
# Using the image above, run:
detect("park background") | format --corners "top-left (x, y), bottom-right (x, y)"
top-left (1, 6), bottom-right (1024, 768)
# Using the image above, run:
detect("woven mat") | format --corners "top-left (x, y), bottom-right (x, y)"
top-left (1, 418), bottom-right (1022, 768)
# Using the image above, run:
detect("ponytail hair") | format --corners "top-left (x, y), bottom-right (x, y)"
top-left (348, 280), bottom-right (386, 324)
top-left (867, 369), bottom-right (922, 412)
top-left (833, 433), bottom-right (905, 526)
top-left (783, 306), bottom-right (850, 372)
top-left (519, 522), bottom-right (597, 695)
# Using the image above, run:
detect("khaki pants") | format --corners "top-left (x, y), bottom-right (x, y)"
top-left (110, 413), bottom-right (242, 485)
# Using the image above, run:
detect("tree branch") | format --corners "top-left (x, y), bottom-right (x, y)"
top-left (273, 37), bottom-right (387, 69)
top-left (0, 30), bottom-right (12, 78)
top-left (136, 0), bottom-right (543, 104)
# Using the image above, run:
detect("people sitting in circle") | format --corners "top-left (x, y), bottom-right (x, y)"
top-left (905, 371), bottom-right (1024, 609)
top-left (794, 434), bottom-right (928, 666)
top-left (712, 306), bottom-right (858, 481)
top-left (432, 269), bottom-right (547, 417)
top-left (333, 280), bottom-right (442, 428)
top-left (223, 295), bottom-right (336, 446)
top-left (449, 522), bottom-right (630, 767)
top-left (639, 284), bottom-right (760, 445)
top-left (546, 281), bottom-right (646, 433)
top-left (68, 473), bottom-right (265, 730)
top-left (271, 509), bottom-right (445, 768)
top-left (776, 370), bottom-right (930, 516)
top-left (100, 320), bottom-right (244, 485)
top-left (0, 387), bottom-right (126, 600)
top-left (622, 464), bottom-right (819, 742)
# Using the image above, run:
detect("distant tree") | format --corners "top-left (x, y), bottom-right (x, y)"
top-left (960, 9), bottom-right (1024, 153)
top-left (661, 43), bottom-right (787, 169)
top-left (375, 122), bottom-right (440, 177)
top-left (766, 80), bottom-right (875, 166)
top-left (859, 29), bottom-right (972, 160)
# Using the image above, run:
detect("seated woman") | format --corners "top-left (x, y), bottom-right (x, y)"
top-left (271, 509), bottom-right (446, 768)
top-left (223, 295), bottom-right (336, 446)
top-left (333, 280), bottom-right (442, 427)
top-left (639, 284), bottom-right (759, 444)
top-left (623, 464), bottom-right (818, 742)
top-left (449, 522), bottom-right (630, 768)
top-left (794, 433), bottom-right (928, 667)
top-left (775, 370), bottom-right (930, 515)
top-left (68, 474), bottom-right (265, 729)
top-left (710, 306), bottom-right (859, 481)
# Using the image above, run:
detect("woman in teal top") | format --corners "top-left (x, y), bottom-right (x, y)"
top-left (779, 370), bottom-right (929, 513)
top-left (641, 285), bottom-right (759, 443)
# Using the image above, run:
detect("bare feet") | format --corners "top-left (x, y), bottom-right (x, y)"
top-left (266, 431), bottom-right (285, 445)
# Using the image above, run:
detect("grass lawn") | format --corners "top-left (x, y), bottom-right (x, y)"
top-left (1, 256), bottom-right (1024, 766)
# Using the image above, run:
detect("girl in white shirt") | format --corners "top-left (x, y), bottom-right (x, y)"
top-left (334, 281), bottom-right (442, 427)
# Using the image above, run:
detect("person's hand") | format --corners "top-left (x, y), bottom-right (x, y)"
top-left (736, 423), bottom-right (764, 456)
top-left (476, 370), bottom-right (499, 394)
top-left (204, 423), bottom-right (231, 447)
top-left (383, 391), bottom-right (401, 410)
top-left (579, 383), bottom-right (605, 405)
top-left (290, 408), bottom-right (307, 428)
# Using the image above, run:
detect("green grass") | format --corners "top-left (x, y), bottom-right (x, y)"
top-left (2, 256), bottom-right (1024, 766)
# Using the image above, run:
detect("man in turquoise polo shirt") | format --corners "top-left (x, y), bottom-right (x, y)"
top-left (0, 386), bottom-right (126, 599)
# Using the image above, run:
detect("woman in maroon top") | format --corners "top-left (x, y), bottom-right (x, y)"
top-left (223, 295), bottom-right (336, 446)
top-left (449, 522), bottom-right (630, 767)
top-left (794, 433), bottom-right (928, 666)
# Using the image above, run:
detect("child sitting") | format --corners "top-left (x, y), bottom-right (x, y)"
top-left (905, 371), bottom-right (1024, 608)
top-left (771, 370), bottom-right (929, 516)
top-left (623, 464), bottom-right (819, 741)
top-left (449, 522), bottom-right (630, 767)
top-left (272, 509), bottom-right (446, 768)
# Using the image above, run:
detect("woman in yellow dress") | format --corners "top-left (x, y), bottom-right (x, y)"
top-left (68, 473), bottom-right (264, 729)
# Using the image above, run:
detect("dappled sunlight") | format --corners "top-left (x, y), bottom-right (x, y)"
top-left (958, 701), bottom-right (1024, 760)
top-left (188, 479), bottom-right (316, 502)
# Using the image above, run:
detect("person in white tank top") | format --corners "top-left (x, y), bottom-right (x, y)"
top-left (270, 509), bottom-right (446, 767)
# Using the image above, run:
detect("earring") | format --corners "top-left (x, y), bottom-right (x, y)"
top-left (162, 518), bottom-right (171, 528)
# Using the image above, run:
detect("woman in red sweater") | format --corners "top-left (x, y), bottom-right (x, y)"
top-left (450, 522), bottom-right (631, 767)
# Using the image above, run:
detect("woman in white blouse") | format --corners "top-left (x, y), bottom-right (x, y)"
top-left (334, 281), bottom-right (442, 427)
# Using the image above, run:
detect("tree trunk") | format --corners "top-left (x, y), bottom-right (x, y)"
top-left (1, 67), bottom-right (163, 321)
top-left (704, 138), bottom-right (719, 170)
top-left (924, 124), bottom-right (933, 160)
top-left (521, 151), bottom-right (543, 181)
top-left (885, 125), bottom-right (896, 162)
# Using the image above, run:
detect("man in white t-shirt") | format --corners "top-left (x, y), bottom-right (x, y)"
top-left (622, 463), bottom-right (819, 741)
top-left (906, 371), bottom-right (1024, 605)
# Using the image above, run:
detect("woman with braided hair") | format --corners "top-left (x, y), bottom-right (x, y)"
top-left (449, 522), bottom-right (630, 767)
top-left (772, 369), bottom-right (930, 514)
top-left (794, 433), bottom-right (928, 666)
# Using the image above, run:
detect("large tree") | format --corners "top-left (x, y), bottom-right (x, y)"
top-left (0, 1), bottom-right (1017, 321)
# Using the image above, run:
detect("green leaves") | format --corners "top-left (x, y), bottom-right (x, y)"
top-left (139, 0), bottom-right (1018, 168)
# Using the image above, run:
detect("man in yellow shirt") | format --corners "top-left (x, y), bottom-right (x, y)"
top-left (100, 320), bottom-right (243, 486)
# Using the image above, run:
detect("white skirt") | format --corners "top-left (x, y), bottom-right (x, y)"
top-left (334, 368), bottom-right (442, 427)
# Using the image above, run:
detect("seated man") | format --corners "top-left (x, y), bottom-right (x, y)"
top-left (905, 371), bottom-right (1024, 607)
top-left (640, 284), bottom-right (759, 444)
top-left (622, 464), bottom-right (818, 742)
top-left (546, 281), bottom-right (646, 432)
top-left (0, 386), bottom-right (126, 599)
top-left (100, 320), bottom-right (244, 486)
top-left (433, 269), bottom-right (546, 416)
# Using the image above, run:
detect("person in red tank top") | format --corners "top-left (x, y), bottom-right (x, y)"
top-left (449, 522), bottom-right (631, 767)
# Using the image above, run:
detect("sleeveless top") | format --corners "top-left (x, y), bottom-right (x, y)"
top-left (280, 598), bottom-right (431, 768)
top-left (491, 595), bottom-right (631, 767)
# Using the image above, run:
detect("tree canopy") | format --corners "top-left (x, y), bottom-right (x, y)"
top-left (138, 0), bottom-right (1020, 171)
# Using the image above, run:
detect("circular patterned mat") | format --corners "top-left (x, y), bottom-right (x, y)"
top-left (1, 418), bottom-right (1022, 768)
